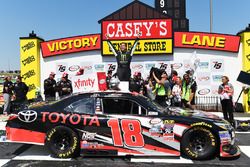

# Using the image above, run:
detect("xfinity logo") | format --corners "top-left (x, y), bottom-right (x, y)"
top-left (18, 110), bottom-right (37, 123)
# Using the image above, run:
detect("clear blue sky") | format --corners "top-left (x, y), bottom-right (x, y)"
top-left (0, 0), bottom-right (249, 70)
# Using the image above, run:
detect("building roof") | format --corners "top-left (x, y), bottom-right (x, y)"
top-left (98, 0), bottom-right (170, 23)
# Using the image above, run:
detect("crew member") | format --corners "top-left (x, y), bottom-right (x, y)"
top-left (152, 70), bottom-right (171, 107)
top-left (243, 86), bottom-right (250, 106)
top-left (44, 72), bottom-right (57, 101)
top-left (106, 70), bottom-right (113, 90)
top-left (13, 75), bottom-right (29, 103)
top-left (218, 76), bottom-right (235, 127)
top-left (2, 76), bottom-right (13, 114)
top-left (105, 32), bottom-right (141, 81)
top-left (129, 72), bottom-right (144, 94)
top-left (56, 73), bottom-right (72, 98)
top-left (181, 73), bottom-right (197, 109)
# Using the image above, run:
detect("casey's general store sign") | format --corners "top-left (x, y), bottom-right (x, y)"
top-left (101, 19), bottom-right (173, 55)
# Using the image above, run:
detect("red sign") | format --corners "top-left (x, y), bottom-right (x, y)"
top-left (41, 34), bottom-right (101, 57)
top-left (102, 19), bottom-right (172, 40)
top-left (174, 32), bottom-right (240, 52)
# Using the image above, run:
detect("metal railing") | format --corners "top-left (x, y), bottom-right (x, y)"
top-left (195, 96), bottom-right (222, 112)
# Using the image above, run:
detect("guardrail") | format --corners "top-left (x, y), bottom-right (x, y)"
top-left (195, 96), bottom-right (222, 112)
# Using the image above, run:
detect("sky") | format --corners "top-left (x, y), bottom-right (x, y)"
top-left (0, 0), bottom-right (249, 70)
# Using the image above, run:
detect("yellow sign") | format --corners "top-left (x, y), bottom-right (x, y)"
top-left (102, 39), bottom-right (173, 55)
top-left (20, 38), bottom-right (43, 99)
top-left (239, 32), bottom-right (250, 112)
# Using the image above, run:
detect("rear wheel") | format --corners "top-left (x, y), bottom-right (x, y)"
top-left (45, 126), bottom-right (80, 158)
top-left (181, 126), bottom-right (218, 160)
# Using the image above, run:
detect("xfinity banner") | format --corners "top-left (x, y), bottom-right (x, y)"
top-left (101, 19), bottom-right (173, 55)
top-left (72, 74), bottom-right (98, 93)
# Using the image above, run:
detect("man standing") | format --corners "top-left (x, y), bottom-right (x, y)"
top-left (44, 72), bottom-right (57, 101)
top-left (181, 73), bottom-right (197, 109)
top-left (2, 76), bottom-right (13, 114)
top-left (56, 73), bottom-right (72, 98)
top-left (13, 75), bottom-right (29, 103)
top-left (105, 33), bottom-right (141, 81)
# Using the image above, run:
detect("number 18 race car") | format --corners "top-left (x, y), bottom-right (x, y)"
top-left (5, 91), bottom-right (240, 160)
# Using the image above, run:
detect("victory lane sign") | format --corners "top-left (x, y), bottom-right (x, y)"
top-left (101, 19), bottom-right (173, 55)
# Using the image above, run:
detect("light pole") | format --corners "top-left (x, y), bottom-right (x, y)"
top-left (210, 0), bottom-right (213, 32)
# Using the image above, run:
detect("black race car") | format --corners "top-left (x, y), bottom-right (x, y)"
top-left (5, 91), bottom-right (240, 160)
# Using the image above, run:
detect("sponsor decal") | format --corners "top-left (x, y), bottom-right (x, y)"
top-left (81, 132), bottom-right (96, 141)
top-left (162, 120), bottom-right (175, 141)
top-left (198, 88), bottom-right (211, 95)
top-left (41, 112), bottom-right (100, 126)
top-left (213, 61), bottom-right (222, 69)
top-left (149, 118), bottom-right (162, 125)
top-left (81, 141), bottom-right (104, 149)
top-left (94, 64), bottom-right (105, 71)
top-left (18, 110), bottom-right (37, 123)
top-left (198, 76), bottom-right (210, 82)
top-left (198, 62), bottom-right (209, 69)
top-left (68, 65), bottom-right (80, 72)
top-left (191, 122), bottom-right (212, 128)
top-left (174, 32), bottom-right (240, 52)
top-left (41, 34), bottom-right (101, 57)
top-left (219, 131), bottom-right (231, 143)
top-left (159, 63), bottom-right (168, 70)
top-left (82, 65), bottom-right (92, 70)
top-left (132, 64), bottom-right (143, 69)
top-left (172, 63), bottom-right (183, 69)
top-left (74, 78), bottom-right (95, 89)
top-left (58, 65), bottom-right (66, 72)
top-left (107, 64), bottom-right (116, 72)
top-left (99, 79), bottom-right (106, 84)
top-left (212, 75), bottom-right (223, 82)
top-left (148, 111), bottom-right (158, 116)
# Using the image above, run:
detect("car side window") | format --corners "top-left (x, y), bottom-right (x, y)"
top-left (102, 98), bottom-right (147, 115)
top-left (65, 97), bottom-right (95, 114)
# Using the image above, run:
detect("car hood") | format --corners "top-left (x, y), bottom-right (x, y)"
top-left (168, 107), bottom-right (222, 121)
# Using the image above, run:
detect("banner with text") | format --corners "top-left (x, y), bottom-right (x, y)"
top-left (174, 32), bottom-right (240, 53)
top-left (41, 34), bottom-right (101, 57)
top-left (102, 19), bottom-right (173, 55)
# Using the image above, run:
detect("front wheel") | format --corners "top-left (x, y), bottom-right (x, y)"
top-left (181, 126), bottom-right (218, 160)
top-left (45, 126), bottom-right (80, 158)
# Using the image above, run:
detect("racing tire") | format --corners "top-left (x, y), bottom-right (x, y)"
top-left (45, 126), bottom-right (80, 158)
top-left (181, 126), bottom-right (218, 160)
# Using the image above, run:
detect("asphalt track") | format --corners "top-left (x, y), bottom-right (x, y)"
top-left (0, 112), bottom-right (250, 167)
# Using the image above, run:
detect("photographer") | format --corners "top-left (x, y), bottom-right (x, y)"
top-left (152, 70), bottom-right (171, 107)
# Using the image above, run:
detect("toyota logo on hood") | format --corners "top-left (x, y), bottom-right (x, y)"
top-left (18, 110), bottom-right (37, 123)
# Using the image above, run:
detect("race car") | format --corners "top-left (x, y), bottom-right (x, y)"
top-left (5, 91), bottom-right (240, 160)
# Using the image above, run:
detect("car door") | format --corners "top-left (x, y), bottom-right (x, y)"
top-left (100, 97), bottom-right (180, 157)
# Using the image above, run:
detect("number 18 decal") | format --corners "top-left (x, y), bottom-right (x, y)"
top-left (107, 119), bottom-right (144, 147)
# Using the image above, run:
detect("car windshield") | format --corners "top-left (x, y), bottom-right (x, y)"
top-left (136, 94), bottom-right (165, 113)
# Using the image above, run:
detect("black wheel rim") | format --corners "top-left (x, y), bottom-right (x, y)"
top-left (189, 130), bottom-right (211, 154)
top-left (53, 131), bottom-right (72, 151)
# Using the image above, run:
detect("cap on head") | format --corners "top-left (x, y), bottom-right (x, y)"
top-left (16, 75), bottom-right (22, 80)
top-left (50, 72), bottom-right (56, 76)
top-left (62, 72), bottom-right (68, 78)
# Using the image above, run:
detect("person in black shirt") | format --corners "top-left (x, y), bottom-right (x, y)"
top-left (129, 72), bottom-right (144, 94)
top-left (13, 76), bottom-right (29, 103)
top-left (105, 33), bottom-right (141, 81)
top-left (44, 72), bottom-right (57, 101)
top-left (106, 70), bottom-right (113, 90)
top-left (2, 76), bottom-right (13, 114)
top-left (56, 73), bottom-right (72, 98)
